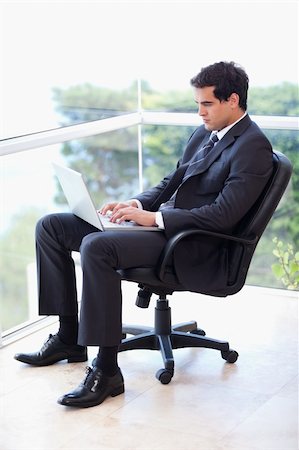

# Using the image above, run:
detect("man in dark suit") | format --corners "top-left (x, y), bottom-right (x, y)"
top-left (14, 61), bottom-right (273, 408)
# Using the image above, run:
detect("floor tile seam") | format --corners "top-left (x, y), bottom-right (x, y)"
top-left (105, 382), bottom-right (160, 418)
top-left (220, 394), bottom-right (299, 449)
top-left (199, 377), bottom-right (297, 398)
top-left (1, 407), bottom-right (106, 450)
top-left (0, 377), bottom-right (74, 409)
top-left (54, 405), bottom-right (221, 450)
top-left (269, 375), bottom-right (299, 400)
top-left (220, 425), bottom-right (298, 450)
top-left (104, 413), bottom-right (228, 444)
top-left (169, 372), bottom-right (276, 399)
top-left (106, 387), bottom-right (273, 439)
top-left (175, 355), bottom-right (299, 396)
top-left (268, 385), bottom-right (299, 401)
top-left (254, 390), bottom-right (299, 409)
top-left (217, 397), bottom-right (278, 448)
top-left (2, 364), bottom-right (295, 404)
top-left (0, 373), bottom-right (36, 398)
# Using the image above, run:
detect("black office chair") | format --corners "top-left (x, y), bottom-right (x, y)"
top-left (118, 151), bottom-right (293, 384)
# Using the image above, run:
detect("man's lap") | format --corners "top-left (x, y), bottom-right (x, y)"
top-left (43, 212), bottom-right (168, 269)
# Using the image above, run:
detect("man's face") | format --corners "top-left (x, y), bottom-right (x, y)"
top-left (194, 86), bottom-right (239, 131)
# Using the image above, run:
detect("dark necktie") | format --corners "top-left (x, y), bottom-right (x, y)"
top-left (153, 133), bottom-right (219, 212)
top-left (189, 133), bottom-right (219, 168)
top-left (182, 132), bottom-right (219, 183)
top-left (203, 132), bottom-right (219, 150)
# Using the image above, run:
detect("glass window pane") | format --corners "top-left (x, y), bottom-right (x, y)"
top-left (0, 146), bottom-right (58, 331)
top-left (247, 129), bottom-right (299, 289)
top-left (142, 124), bottom-right (195, 188)
top-left (0, 127), bottom-right (139, 332)
top-left (1, 3), bottom-right (138, 139)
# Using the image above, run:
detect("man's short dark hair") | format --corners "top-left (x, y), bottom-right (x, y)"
top-left (190, 61), bottom-right (249, 111)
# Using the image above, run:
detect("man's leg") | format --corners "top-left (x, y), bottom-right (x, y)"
top-left (78, 229), bottom-right (167, 345)
top-left (58, 229), bottom-right (167, 408)
top-left (36, 213), bottom-right (98, 316)
top-left (14, 213), bottom-right (98, 366)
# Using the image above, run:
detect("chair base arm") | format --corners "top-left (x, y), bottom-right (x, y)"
top-left (119, 322), bottom-right (236, 384)
top-left (119, 327), bottom-right (230, 354)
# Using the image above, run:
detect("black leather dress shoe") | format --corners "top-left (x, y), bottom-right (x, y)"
top-left (14, 334), bottom-right (87, 366)
top-left (57, 366), bottom-right (124, 408)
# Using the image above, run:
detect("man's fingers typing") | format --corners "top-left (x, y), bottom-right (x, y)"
top-left (100, 201), bottom-right (137, 216)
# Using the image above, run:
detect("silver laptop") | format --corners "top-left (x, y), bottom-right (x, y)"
top-left (52, 163), bottom-right (161, 232)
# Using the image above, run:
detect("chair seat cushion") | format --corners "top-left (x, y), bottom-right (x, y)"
top-left (118, 267), bottom-right (186, 293)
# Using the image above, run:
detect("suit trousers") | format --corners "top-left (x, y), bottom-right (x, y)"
top-left (36, 213), bottom-right (168, 347)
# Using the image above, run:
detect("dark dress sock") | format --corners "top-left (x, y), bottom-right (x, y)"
top-left (57, 315), bottom-right (79, 345)
top-left (94, 346), bottom-right (119, 376)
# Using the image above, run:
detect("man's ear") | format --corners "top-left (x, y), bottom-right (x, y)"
top-left (229, 93), bottom-right (240, 109)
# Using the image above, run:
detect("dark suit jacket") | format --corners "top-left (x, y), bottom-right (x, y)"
top-left (135, 115), bottom-right (273, 293)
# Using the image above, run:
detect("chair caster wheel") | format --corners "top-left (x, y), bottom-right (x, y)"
top-left (191, 328), bottom-right (206, 336)
top-left (221, 350), bottom-right (239, 363)
top-left (156, 368), bottom-right (173, 384)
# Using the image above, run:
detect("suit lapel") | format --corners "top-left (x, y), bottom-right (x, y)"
top-left (183, 115), bottom-right (252, 180)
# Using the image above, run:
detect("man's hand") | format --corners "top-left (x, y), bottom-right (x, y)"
top-left (109, 207), bottom-right (157, 227)
top-left (99, 201), bottom-right (157, 227)
top-left (100, 200), bottom-right (138, 216)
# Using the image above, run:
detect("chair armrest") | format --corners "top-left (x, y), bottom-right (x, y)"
top-left (157, 228), bottom-right (258, 281)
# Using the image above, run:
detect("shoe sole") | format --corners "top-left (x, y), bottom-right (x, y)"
top-left (58, 384), bottom-right (125, 408)
top-left (14, 353), bottom-right (88, 366)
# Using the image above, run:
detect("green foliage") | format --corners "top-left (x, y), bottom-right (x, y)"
top-left (0, 208), bottom-right (42, 331)
top-left (142, 125), bottom-right (194, 187)
top-left (55, 128), bottom-right (140, 208)
top-left (272, 237), bottom-right (299, 289)
top-left (52, 81), bottom-right (139, 123)
top-left (264, 129), bottom-right (299, 248)
top-left (248, 82), bottom-right (299, 116)
top-left (142, 87), bottom-right (194, 112)
top-left (53, 82), bottom-right (141, 206)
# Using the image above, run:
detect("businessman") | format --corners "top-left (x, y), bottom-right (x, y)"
top-left (14, 61), bottom-right (273, 408)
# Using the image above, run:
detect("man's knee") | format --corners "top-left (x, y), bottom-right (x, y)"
top-left (80, 233), bottom-right (116, 265)
top-left (36, 214), bottom-right (58, 239)
top-left (35, 214), bottom-right (55, 237)
top-left (81, 233), bottom-right (104, 255)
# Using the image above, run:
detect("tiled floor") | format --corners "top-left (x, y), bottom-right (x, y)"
top-left (0, 284), bottom-right (298, 450)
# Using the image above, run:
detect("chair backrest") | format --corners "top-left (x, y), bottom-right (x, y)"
top-left (223, 150), bottom-right (293, 295)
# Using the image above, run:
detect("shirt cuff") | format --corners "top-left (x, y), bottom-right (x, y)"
top-left (132, 199), bottom-right (165, 229)
top-left (131, 199), bottom-right (143, 209)
top-left (155, 212), bottom-right (165, 229)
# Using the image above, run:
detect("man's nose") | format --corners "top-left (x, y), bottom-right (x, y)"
top-left (198, 105), bottom-right (206, 116)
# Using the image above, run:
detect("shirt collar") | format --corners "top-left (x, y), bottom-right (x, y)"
top-left (214, 112), bottom-right (247, 141)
